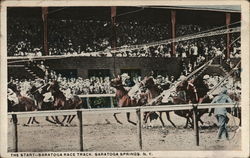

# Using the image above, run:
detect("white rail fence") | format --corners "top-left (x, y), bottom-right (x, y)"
top-left (8, 102), bottom-right (238, 152)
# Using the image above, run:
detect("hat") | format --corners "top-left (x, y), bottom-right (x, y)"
top-left (203, 75), bottom-right (209, 80)
top-left (121, 73), bottom-right (129, 79)
top-left (157, 75), bottom-right (163, 79)
top-left (220, 88), bottom-right (227, 94)
top-left (179, 75), bottom-right (186, 81)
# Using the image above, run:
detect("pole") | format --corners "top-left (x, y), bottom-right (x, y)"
top-left (77, 111), bottom-right (84, 151)
top-left (12, 114), bottom-right (18, 152)
top-left (110, 97), bottom-right (114, 108)
top-left (42, 7), bottom-right (49, 56)
top-left (193, 105), bottom-right (199, 146)
top-left (136, 108), bottom-right (142, 150)
top-left (226, 13), bottom-right (231, 59)
top-left (86, 97), bottom-right (91, 109)
top-left (111, 6), bottom-right (117, 76)
top-left (171, 10), bottom-right (176, 56)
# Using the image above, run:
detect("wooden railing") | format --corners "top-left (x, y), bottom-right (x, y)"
top-left (8, 103), bottom-right (238, 152)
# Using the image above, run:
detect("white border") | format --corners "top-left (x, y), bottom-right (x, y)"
top-left (0, 1), bottom-right (249, 158)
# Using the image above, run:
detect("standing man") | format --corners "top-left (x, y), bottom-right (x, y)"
top-left (210, 88), bottom-right (233, 141)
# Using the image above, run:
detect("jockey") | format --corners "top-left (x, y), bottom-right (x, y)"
top-left (194, 75), bottom-right (210, 103)
top-left (60, 85), bottom-right (73, 101)
top-left (177, 75), bottom-right (198, 104)
top-left (7, 88), bottom-right (19, 105)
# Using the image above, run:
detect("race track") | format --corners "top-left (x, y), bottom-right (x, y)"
top-left (8, 111), bottom-right (241, 152)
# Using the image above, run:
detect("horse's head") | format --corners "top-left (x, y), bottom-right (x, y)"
top-left (141, 76), bottom-right (155, 89)
top-left (110, 75), bottom-right (123, 88)
top-left (48, 80), bottom-right (60, 94)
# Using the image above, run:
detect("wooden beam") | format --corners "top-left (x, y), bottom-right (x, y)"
top-left (77, 111), bottom-right (84, 151)
top-left (42, 7), bottom-right (49, 56)
top-left (192, 105), bottom-right (199, 146)
top-left (7, 103), bottom-right (238, 118)
top-left (12, 114), bottom-right (18, 152)
top-left (171, 10), bottom-right (176, 55)
top-left (226, 13), bottom-right (231, 59)
top-left (136, 108), bottom-right (142, 150)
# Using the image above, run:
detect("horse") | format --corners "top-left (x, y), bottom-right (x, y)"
top-left (181, 76), bottom-right (241, 128)
top-left (48, 81), bottom-right (83, 126)
top-left (110, 75), bottom-right (144, 125)
top-left (142, 77), bottom-right (202, 129)
top-left (174, 78), bottom-right (212, 128)
top-left (29, 84), bottom-right (60, 125)
top-left (140, 76), bottom-right (177, 128)
top-left (7, 86), bottom-right (39, 125)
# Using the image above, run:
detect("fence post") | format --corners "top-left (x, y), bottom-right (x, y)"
top-left (193, 105), bottom-right (199, 146)
top-left (136, 108), bottom-right (142, 150)
top-left (12, 114), bottom-right (18, 152)
top-left (77, 111), bottom-right (84, 151)
top-left (110, 97), bottom-right (114, 108)
top-left (86, 97), bottom-right (91, 109)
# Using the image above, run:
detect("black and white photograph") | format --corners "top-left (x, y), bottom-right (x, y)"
top-left (0, 1), bottom-right (249, 157)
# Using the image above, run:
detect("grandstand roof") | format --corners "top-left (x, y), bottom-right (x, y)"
top-left (150, 5), bottom-right (241, 13)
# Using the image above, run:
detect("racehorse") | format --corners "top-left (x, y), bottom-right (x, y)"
top-left (29, 84), bottom-right (59, 125)
top-left (140, 76), bottom-right (177, 128)
top-left (175, 77), bottom-right (212, 128)
top-left (110, 75), bottom-right (144, 125)
top-left (141, 76), bottom-right (204, 128)
top-left (181, 76), bottom-right (241, 127)
top-left (48, 80), bottom-right (83, 126)
top-left (8, 86), bottom-right (39, 125)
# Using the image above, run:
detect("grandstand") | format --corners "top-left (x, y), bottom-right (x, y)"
top-left (7, 6), bottom-right (240, 81)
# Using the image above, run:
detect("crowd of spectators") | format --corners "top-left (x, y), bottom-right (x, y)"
top-left (7, 18), bottom-right (43, 56)
top-left (7, 17), bottom-right (241, 60)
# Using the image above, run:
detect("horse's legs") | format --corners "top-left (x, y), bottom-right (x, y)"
top-left (66, 115), bottom-right (71, 123)
top-left (158, 112), bottom-right (165, 127)
top-left (51, 115), bottom-right (65, 126)
top-left (68, 115), bottom-right (76, 124)
top-left (51, 116), bottom-right (57, 122)
top-left (143, 112), bottom-right (150, 124)
top-left (197, 110), bottom-right (208, 125)
top-left (113, 113), bottom-right (123, 124)
top-left (45, 116), bottom-right (57, 124)
top-left (126, 112), bottom-right (136, 126)
top-left (31, 117), bottom-right (40, 124)
top-left (61, 115), bottom-right (68, 123)
top-left (143, 112), bottom-right (148, 123)
top-left (184, 117), bottom-right (190, 128)
top-left (26, 117), bottom-right (32, 125)
top-left (165, 112), bottom-right (176, 128)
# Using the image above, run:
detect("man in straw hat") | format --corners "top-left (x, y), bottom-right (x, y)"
top-left (209, 88), bottom-right (233, 141)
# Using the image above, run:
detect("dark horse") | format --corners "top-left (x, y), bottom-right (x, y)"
top-left (29, 83), bottom-right (59, 125)
top-left (179, 76), bottom-right (241, 127)
top-left (48, 81), bottom-right (83, 126)
top-left (8, 86), bottom-right (39, 125)
top-left (141, 76), bottom-right (203, 128)
top-left (141, 76), bottom-right (177, 128)
top-left (110, 75), bottom-right (144, 125)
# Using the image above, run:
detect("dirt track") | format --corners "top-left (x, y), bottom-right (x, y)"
top-left (8, 112), bottom-right (241, 152)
